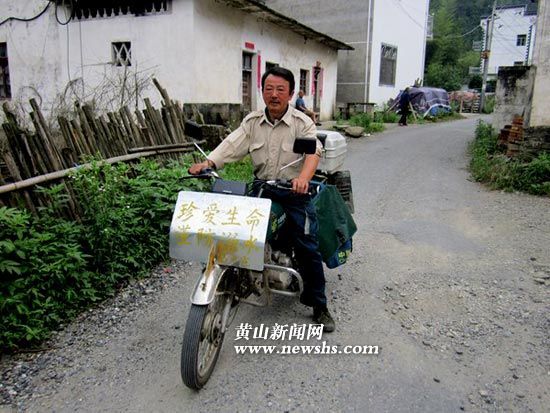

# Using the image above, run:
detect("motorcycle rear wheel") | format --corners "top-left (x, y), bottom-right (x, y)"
top-left (181, 296), bottom-right (226, 389)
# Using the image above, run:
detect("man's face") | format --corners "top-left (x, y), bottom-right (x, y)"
top-left (262, 74), bottom-right (293, 117)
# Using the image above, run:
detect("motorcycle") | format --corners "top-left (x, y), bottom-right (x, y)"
top-left (170, 137), bottom-right (354, 389)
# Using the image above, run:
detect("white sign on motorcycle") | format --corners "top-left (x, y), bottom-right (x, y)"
top-left (169, 191), bottom-right (272, 271)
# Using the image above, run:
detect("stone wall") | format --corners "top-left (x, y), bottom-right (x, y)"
top-left (521, 127), bottom-right (550, 159)
top-left (529, 0), bottom-right (550, 127)
top-left (183, 103), bottom-right (244, 129)
top-left (493, 66), bottom-right (536, 132)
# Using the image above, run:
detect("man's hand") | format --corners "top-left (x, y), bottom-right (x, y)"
top-left (188, 160), bottom-right (214, 175)
top-left (292, 176), bottom-right (310, 194)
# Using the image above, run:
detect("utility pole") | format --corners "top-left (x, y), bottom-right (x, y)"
top-left (480, 0), bottom-right (498, 113)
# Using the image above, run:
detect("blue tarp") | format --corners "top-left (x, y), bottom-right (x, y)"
top-left (392, 87), bottom-right (451, 117)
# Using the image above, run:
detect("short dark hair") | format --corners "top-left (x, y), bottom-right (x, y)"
top-left (261, 67), bottom-right (295, 93)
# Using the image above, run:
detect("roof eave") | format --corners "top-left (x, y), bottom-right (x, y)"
top-left (218, 0), bottom-right (354, 51)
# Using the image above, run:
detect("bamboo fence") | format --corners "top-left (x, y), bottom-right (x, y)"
top-left (0, 79), bottom-right (201, 215)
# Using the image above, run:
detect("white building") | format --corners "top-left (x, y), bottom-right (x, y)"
top-left (529, 0), bottom-right (549, 126)
top-left (0, 0), bottom-right (351, 122)
top-left (265, 0), bottom-right (431, 108)
top-left (481, 3), bottom-right (538, 77)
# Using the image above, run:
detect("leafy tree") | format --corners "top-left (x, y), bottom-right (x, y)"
top-left (425, 0), bottom-right (535, 90)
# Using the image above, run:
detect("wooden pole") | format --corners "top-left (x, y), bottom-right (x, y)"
top-left (0, 147), bottom-right (197, 195)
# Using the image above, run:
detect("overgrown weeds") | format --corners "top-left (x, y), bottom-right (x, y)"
top-left (0, 155), bottom-right (253, 351)
top-left (469, 121), bottom-right (550, 195)
top-left (347, 113), bottom-right (385, 133)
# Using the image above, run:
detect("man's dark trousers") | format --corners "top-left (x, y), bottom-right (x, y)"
top-left (257, 185), bottom-right (327, 308)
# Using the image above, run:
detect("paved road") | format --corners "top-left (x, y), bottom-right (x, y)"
top-left (4, 115), bottom-right (549, 412)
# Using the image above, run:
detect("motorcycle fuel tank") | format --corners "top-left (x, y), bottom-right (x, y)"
top-left (170, 191), bottom-right (272, 271)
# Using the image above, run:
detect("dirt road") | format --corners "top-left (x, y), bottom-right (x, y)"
top-left (1, 115), bottom-right (548, 412)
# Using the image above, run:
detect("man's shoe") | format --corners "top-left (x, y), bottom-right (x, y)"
top-left (313, 306), bottom-right (335, 333)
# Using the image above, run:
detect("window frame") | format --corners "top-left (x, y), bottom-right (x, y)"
top-left (379, 43), bottom-right (398, 86)
top-left (112, 41), bottom-right (132, 67)
top-left (516, 34), bottom-right (527, 47)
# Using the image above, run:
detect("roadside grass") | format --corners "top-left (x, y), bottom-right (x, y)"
top-left (469, 121), bottom-right (550, 195)
top-left (0, 155), bottom-right (253, 352)
top-left (347, 113), bottom-right (385, 133)
top-left (337, 109), bottom-right (463, 132)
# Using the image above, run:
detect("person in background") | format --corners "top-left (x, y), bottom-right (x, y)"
top-left (189, 67), bottom-right (335, 332)
top-left (399, 87), bottom-right (411, 126)
top-left (295, 90), bottom-right (321, 126)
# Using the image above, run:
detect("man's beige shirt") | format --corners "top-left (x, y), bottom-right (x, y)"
top-left (208, 107), bottom-right (322, 181)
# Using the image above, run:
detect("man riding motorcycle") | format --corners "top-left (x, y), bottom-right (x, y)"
top-left (189, 66), bottom-right (335, 332)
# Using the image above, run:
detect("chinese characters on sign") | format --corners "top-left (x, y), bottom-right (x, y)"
top-left (234, 323), bottom-right (324, 341)
top-left (169, 191), bottom-right (272, 271)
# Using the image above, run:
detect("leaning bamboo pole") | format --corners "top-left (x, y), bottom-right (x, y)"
top-left (0, 143), bottom-right (204, 195)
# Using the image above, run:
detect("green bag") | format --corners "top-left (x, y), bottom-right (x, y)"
top-left (312, 184), bottom-right (357, 267)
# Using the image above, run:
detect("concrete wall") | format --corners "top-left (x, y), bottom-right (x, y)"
top-left (529, 0), bottom-right (550, 126)
top-left (267, 0), bottom-right (369, 105)
top-left (0, 1), bottom-right (65, 115)
top-left (369, 0), bottom-right (430, 106)
top-left (481, 6), bottom-right (537, 77)
top-left (266, 0), bottom-right (430, 107)
top-left (0, 0), bottom-right (339, 121)
top-left (236, 5), bottom-right (339, 119)
top-left (493, 66), bottom-right (535, 132)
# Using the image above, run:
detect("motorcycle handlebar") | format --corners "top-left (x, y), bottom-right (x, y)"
top-left (259, 179), bottom-right (314, 196)
top-left (183, 168), bottom-right (219, 179)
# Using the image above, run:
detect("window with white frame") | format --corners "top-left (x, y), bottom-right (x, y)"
top-left (379, 43), bottom-right (398, 86)
top-left (112, 42), bottom-right (131, 66)
top-left (516, 34), bottom-right (527, 46)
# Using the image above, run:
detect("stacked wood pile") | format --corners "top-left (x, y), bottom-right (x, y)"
top-left (0, 79), bottom-right (204, 213)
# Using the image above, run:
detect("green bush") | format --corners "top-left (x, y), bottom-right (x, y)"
top-left (482, 95), bottom-right (495, 114)
top-left (348, 113), bottom-right (386, 133)
top-left (469, 121), bottom-right (550, 195)
top-left (425, 63), bottom-right (463, 92)
top-left (0, 203), bottom-right (96, 348)
top-left (373, 110), bottom-right (398, 124)
top-left (468, 75), bottom-right (482, 90)
top-left (0, 155), bottom-right (253, 351)
top-left (349, 113), bottom-right (371, 129)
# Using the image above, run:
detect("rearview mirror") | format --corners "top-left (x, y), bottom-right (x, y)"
top-left (293, 137), bottom-right (317, 154)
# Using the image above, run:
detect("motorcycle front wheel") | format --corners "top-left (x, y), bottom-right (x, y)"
top-left (181, 292), bottom-right (229, 389)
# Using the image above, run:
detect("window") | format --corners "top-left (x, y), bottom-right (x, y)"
top-left (299, 69), bottom-right (309, 93)
top-left (73, 0), bottom-right (171, 19)
top-left (243, 53), bottom-right (253, 71)
top-left (265, 62), bottom-right (279, 71)
top-left (0, 43), bottom-right (10, 99)
top-left (517, 34), bottom-right (527, 46)
top-left (514, 61), bottom-right (525, 66)
top-left (379, 44), bottom-right (397, 86)
top-left (112, 42), bottom-right (131, 66)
